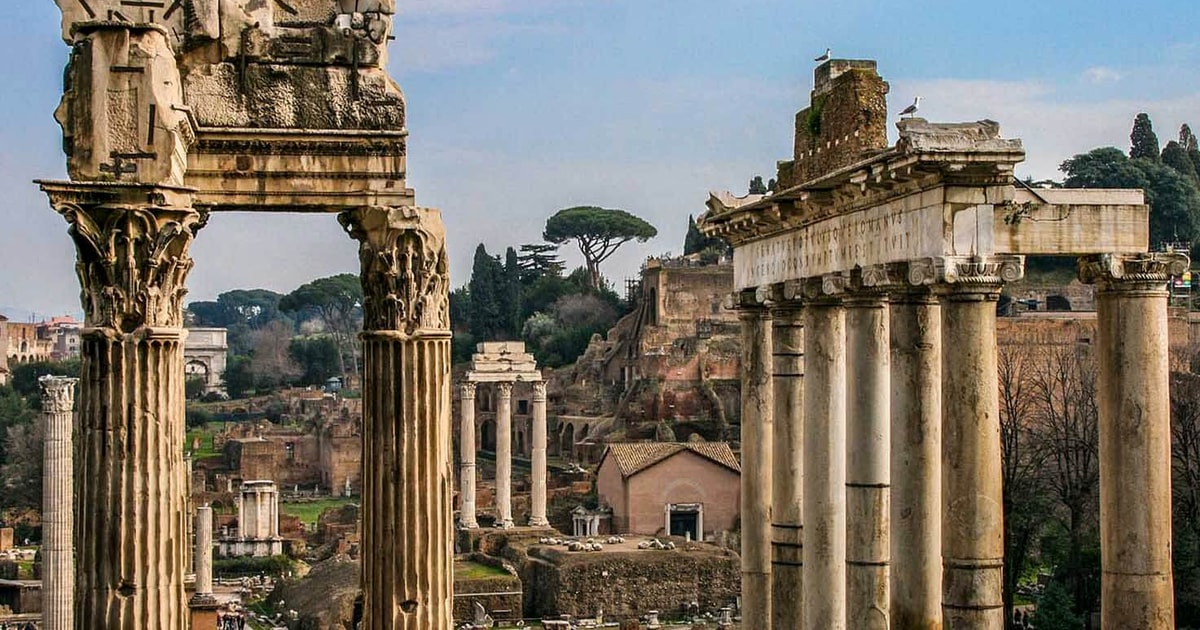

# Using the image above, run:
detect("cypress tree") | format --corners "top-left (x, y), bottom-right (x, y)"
top-left (1130, 113), bottom-right (1161, 161)
top-left (502, 247), bottom-right (523, 338)
top-left (468, 244), bottom-right (504, 341)
top-left (1182, 124), bottom-right (1199, 153)
top-left (749, 175), bottom-right (768, 194)
top-left (1163, 140), bottom-right (1199, 183)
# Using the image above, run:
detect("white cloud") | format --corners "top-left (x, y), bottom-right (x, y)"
top-left (1082, 66), bottom-right (1123, 85)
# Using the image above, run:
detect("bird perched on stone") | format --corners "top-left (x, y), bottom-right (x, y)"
top-left (814, 47), bottom-right (832, 63)
top-left (900, 96), bottom-right (921, 118)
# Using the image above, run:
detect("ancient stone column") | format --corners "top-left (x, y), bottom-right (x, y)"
top-left (189, 505), bottom-right (217, 630)
top-left (530, 381), bottom-right (550, 527)
top-left (889, 283), bottom-right (943, 630)
top-left (193, 506), bottom-right (214, 598)
top-left (340, 206), bottom-right (453, 630)
top-left (935, 256), bottom-right (1022, 629)
top-left (770, 299), bottom-right (804, 630)
top-left (40, 375), bottom-right (77, 630)
top-left (845, 279), bottom-right (889, 630)
top-left (802, 277), bottom-right (847, 630)
top-left (495, 381), bottom-right (515, 529)
top-left (737, 291), bottom-right (773, 630)
top-left (1081, 253), bottom-right (1185, 628)
top-left (42, 182), bottom-right (202, 630)
top-left (460, 383), bottom-right (479, 529)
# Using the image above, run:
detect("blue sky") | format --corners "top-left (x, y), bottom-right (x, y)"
top-left (2, 0), bottom-right (1198, 318)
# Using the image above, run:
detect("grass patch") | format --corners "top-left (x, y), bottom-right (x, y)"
top-left (454, 560), bottom-right (509, 580)
top-left (184, 423), bottom-right (221, 459)
top-left (280, 497), bottom-right (358, 527)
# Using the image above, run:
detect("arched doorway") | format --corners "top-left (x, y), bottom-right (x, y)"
top-left (481, 420), bottom-right (497, 452)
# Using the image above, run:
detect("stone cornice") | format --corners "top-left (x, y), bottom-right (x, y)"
top-left (699, 120), bottom-right (1025, 246)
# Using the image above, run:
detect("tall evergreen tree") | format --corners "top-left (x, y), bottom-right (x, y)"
top-left (516, 244), bottom-right (565, 281)
top-left (1182, 124), bottom-right (1199, 153)
top-left (1130, 113), bottom-right (1161, 161)
top-left (1164, 141), bottom-right (1200, 184)
top-left (684, 214), bottom-right (727, 256)
top-left (749, 175), bottom-right (768, 195)
top-left (468, 244), bottom-right (505, 341)
top-left (501, 247), bottom-right (523, 338)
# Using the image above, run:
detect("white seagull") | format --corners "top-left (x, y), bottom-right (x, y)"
top-left (899, 96), bottom-right (921, 118)
top-left (814, 48), bottom-right (831, 63)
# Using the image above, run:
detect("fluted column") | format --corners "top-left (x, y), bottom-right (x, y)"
top-left (931, 256), bottom-right (1022, 629)
top-left (42, 182), bottom-right (202, 630)
top-left (495, 382), bottom-right (515, 529)
top-left (736, 290), bottom-right (773, 630)
top-left (1081, 253), bottom-right (1186, 629)
top-left (802, 276), bottom-right (847, 630)
top-left (340, 206), bottom-right (453, 630)
top-left (40, 375), bottom-right (77, 630)
top-left (889, 281), bottom-right (943, 629)
top-left (845, 276), bottom-right (890, 630)
top-left (460, 384), bottom-right (479, 529)
top-left (530, 381), bottom-right (550, 527)
top-left (770, 298), bottom-right (803, 630)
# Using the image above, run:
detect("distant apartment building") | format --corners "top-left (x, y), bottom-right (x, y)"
top-left (4, 315), bottom-right (82, 366)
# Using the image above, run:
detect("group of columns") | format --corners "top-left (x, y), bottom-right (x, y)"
top-left (737, 253), bottom-right (1183, 629)
top-left (459, 381), bottom-right (550, 529)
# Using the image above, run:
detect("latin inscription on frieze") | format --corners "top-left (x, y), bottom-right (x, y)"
top-left (734, 193), bottom-right (950, 289)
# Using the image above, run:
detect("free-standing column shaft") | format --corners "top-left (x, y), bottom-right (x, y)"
top-left (1083, 253), bottom-right (1183, 628)
top-left (845, 292), bottom-right (890, 629)
top-left (42, 186), bottom-right (204, 630)
top-left (803, 296), bottom-right (847, 630)
top-left (495, 382), bottom-right (515, 529)
top-left (738, 299), bottom-right (773, 629)
top-left (341, 206), bottom-right (454, 630)
top-left (771, 304), bottom-right (803, 630)
top-left (889, 288), bottom-right (943, 629)
top-left (460, 384), bottom-right (479, 529)
top-left (940, 285), bottom-right (1005, 628)
top-left (530, 381), bottom-right (550, 527)
top-left (40, 376), bottom-right (77, 630)
top-left (193, 506), bottom-right (214, 598)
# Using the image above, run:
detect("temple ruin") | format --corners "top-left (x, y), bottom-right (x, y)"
top-left (460, 342), bottom-right (549, 530)
top-left (42, 1), bottom-right (451, 628)
top-left (700, 58), bottom-right (1182, 629)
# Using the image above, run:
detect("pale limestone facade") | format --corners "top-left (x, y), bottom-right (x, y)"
top-left (44, 2), bottom-right (453, 628)
top-left (460, 342), bottom-right (549, 529)
top-left (219, 480), bottom-right (284, 558)
top-left (183, 327), bottom-right (228, 395)
top-left (700, 58), bottom-right (1183, 629)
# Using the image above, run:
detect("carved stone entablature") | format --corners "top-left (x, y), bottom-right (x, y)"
top-left (1078, 253), bottom-right (1190, 290)
top-left (41, 181), bottom-right (204, 333)
top-left (896, 119), bottom-right (1024, 155)
top-left (904, 255), bottom-right (1025, 289)
top-left (38, 376), bottom-right (79, 414)
top-left (339, 206), bottom-right (449, 335)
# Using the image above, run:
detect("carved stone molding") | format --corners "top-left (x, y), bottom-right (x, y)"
top-left (459, 383), bottom-right (476, 401)
top-left (532, 381), bottom-right (547, 402)
top-left (38, 376), bottom-right (79, 414)
top-left (1078, 253), bottom-right (1190, 290)
top-left (339, 206), bottom-right (450, 335)
top-left (43, 182), bottom-right (204, 333)
top-left (903, 255), bottom-right (1024, 289)
top-left (495, 382), bottom-right (513, 398)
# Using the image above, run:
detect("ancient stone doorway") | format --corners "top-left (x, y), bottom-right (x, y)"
top-left (481, 420), bottom-right (497, 453)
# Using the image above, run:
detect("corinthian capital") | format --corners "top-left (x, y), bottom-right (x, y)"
top-left (41, 182), bottom-right (203, 332)
top-left (495, 382), bottom-right (513, 398)
top-left (339, 206), bottom-right (450, 335)
top-left (532, 381), bottom-right (547, 402)
top-left (38, 376), bottom-right (79, 414)
top-left (1078, 253), bottom-right (1190, 290)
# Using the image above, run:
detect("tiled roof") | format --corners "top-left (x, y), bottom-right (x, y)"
top-left (601, 442), bottom-right (740, 478)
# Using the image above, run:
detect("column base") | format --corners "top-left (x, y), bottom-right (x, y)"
top-left (460, 520), bottom-right (479, 530)
top-left (528, 517), bottom-right (551, 528)
top-left (497, 520), bottom-right (515, 530)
